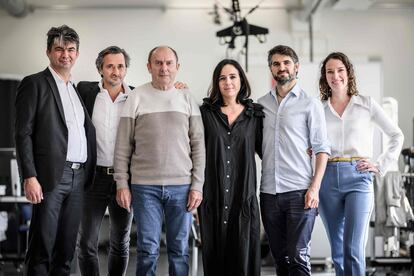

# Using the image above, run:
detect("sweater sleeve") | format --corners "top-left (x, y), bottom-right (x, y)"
top-left (113, 93), bottom-right (137, 189)
top-left (188, 95), bottom-right (206, 193)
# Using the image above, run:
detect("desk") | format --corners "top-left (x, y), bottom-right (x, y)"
top-left (0, 196), bottom-right (28, 203)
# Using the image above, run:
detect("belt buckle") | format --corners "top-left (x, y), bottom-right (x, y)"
top-left (107, 167), bottom-right (114, 175)
top-left (71, 162), bottom-right (81, 170)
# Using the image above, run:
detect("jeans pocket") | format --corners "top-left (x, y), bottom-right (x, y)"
top-left (363, 171), bottom-right (374, 181)
top-left (359, 171), bottom-right (374, 192)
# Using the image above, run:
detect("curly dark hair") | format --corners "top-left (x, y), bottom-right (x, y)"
top-left (208, 59), bottom-right (251, 106)
top-left (267, 45), bottom-right (299, 67)
top-left (319, 52), bottom-right (358, 101)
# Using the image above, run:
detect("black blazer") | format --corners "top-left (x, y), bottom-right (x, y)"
top-left (77, 81), bottom-right (100, 118)
top-left (15, 68), bottom-right (96, 192)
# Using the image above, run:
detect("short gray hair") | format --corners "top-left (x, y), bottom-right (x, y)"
top-left (95, 46), bottom-right (130, 72)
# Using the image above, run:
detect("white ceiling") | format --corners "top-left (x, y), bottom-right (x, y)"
top-left (1, 0), bottom-right (414, 17)
top-left (22, 0), bottom-right (304, 10)
top-left (20, 0), bottom-right (414, 9)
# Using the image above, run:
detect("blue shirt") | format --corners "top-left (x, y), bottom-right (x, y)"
top-left (258, 83), bottom-right (330, 194)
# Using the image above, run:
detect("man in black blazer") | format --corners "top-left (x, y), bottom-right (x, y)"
top-left (14, 25), bottom-right (96, 276)
top-left (76, 46), bottom-right (133, 276)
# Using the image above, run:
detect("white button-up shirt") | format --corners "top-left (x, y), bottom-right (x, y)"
top-left (259, 83), bottom-right (331, 194)
top-left (93, 81), bottom-right (130, 167)
top-left (323, 94), bottom-right (404, 175)
top-left (49, 66), bottom-right (87, 163)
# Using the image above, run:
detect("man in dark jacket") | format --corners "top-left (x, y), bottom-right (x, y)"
top-left (15, 25), bottom-right (96, 276)
top-left (76, 46), bottom-right (134, 276)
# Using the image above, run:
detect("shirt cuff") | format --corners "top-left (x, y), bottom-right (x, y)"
top-left (116, 180), bottom-right (129, 190)
top-left (190, 182), bottom-right (203, 193)
top-left (376, 163), bottom-right (385, 177)
top-left (313, 145), bottom-right (331, 156)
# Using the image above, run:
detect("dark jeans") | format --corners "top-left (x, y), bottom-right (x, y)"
top-left (77, 170), bottom-right (133, 276)
top-left (260, 190), bottom-right (317, 276)
top-left (25, 165), bottom-right (84, 276)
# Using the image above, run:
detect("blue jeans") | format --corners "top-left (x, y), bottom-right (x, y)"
top-left (260, 190), bottom-right (317, 276)
top-left (319, 161), bottom-right (374, 276)
top-left (77, 170), bottom-right (133, 276)
top-left (131, 184), bottom-right (192, 276)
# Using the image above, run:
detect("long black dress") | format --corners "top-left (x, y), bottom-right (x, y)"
top-left (199, 98), bottom-right (263, 276)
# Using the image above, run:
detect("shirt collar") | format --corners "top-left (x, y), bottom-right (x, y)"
top-left (323, 94), bottom-right (364, 109)
top-left (48, 65), bottom-right (73, 85)
top-left (350, 94), bottom-right (364, 107)
top-left (98, 80), bottom-right (131, 95)
top-left (270, 82), bottom-right (301, 99)
top-left (98, 80), bottom-right (106, 93)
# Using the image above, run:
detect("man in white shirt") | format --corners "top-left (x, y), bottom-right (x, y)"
top-left (258, 45), bottom-right (330, 275)
top-left (76, 46), bottom-right (134, 276)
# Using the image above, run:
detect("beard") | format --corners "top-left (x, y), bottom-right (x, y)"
top-left (273, 71), bottom-right (295, 86)
top-left (107, 75), bottom-right (123, 87)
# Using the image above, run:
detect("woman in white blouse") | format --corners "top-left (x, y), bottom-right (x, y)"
top-left (318, 52), bottom-right (404, 276)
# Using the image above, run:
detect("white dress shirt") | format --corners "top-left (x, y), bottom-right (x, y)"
top-left (93, 81), bottom-right (130, 167)
top-left (259, 83), bottom-right (331, 194)
top-left (323, 94), bottom-right (404, 175)
top-left (49, 66), bottom-right (87, 163)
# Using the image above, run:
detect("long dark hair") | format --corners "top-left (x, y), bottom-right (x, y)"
top-left (319, 52), bottom-right (358, 101)
top-left (208, 59), bottom-right (251, 106)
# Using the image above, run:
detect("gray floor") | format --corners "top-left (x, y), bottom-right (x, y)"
top-left (68, 247), bottom-right (411, 276)
top-left (69, 247), bottom-right (327, 276)
top-left (0, 216), bottom-right (411, 275)
top-left (73, 247), bottom-right (203, 276)
top-left (0, 249), bottom-right (411, 276)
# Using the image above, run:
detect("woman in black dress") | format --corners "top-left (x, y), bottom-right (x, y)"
top-left (199, 59), bottom-right (263, 276)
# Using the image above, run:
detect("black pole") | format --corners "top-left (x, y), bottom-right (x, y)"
top-left (308, 0), bottom-right (323, 63)
top-left (245, 21), bottom-right (249, 72)
top-left (309, 14), bottom-right (313, 63)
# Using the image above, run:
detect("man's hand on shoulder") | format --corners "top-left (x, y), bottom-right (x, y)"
top-left (174, 81), bottom-right (188, 90)
top-left (116, 188), bottom-right (131, 213)
top-left (24, 177), bottom-right (43, 204)
top-left (187, 190), bottom-right (202, 211)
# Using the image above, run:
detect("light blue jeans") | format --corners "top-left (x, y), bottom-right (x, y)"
top-left (319, 161), bottom-right (374, 276)
top-left (131, 184), bottom-right (192, 276)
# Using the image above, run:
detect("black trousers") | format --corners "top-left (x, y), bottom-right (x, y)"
top-left (260, 190), bottom-right (317, 276)
top-left (77, 170), bottom-right (133, 276)
top-left (25, 165), bottom-right (85, 276)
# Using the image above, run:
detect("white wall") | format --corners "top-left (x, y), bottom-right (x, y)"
top-left (312, 8), bottom-right (414, 148)
top-left (0, 8), bottom-right (289, 103)
top-left (0, 7), bottom-right (412, 146)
